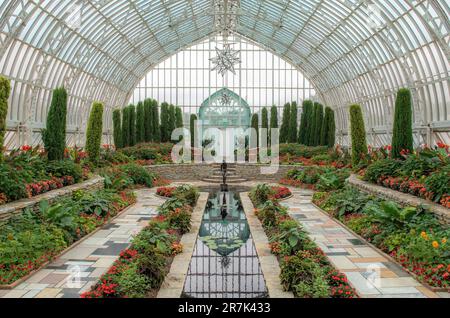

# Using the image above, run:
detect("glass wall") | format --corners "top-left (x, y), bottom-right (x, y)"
top-left (130, 35), bottom-right (315, 123)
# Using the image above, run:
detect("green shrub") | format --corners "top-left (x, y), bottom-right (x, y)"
top-left (119, 163), bottom-right (154, 187)
top-left (46, 160), bottom-right (83, 182)
top-left (160, 103), bottom-right (169, 142)
top-left (321, 107), bottom-right (335, 148)
top-left (311, 154), bottom-right (331, 164)
top-left (112, 109), bottom-right (122, 149)
top-left (85, 102), bottom-right (104, 163)
top-left (298, 100), bottom-right (313, 145)
top-left (136, 102), bottom-right (145, 144)
top-left (316, 169), bottom-right (351, 192)
top-left (312, 103), bottom-right (324, 146)
top-left (280, 103), bottom-right (290, 143)
top-left (279, 144), bottom-right (328, 158)
top-left (349, 104), bottom-right (368, 167)
top-left (152, 100), bottom-right (160, 142)
top-left (115, 263), bottom-right (150, 298)
top-left (261, 107), bottom-right (269, 146)
top-left (392, 88), bottom-right (413, 159)
top-left (251, 113), bottom-right (259, 148)
top-left (249, 184), bottom-right (272, 206)
top-left (172, 184), bottom-right (199, 206)
top-left (364, 158), bottom-right (402, 183)
top-left (42, 87), bottom-right (67, 161)
top-left (424, 168), bottom-right (450, 202)
top-left (144, 99), bottom-right (153, 142)
top-left (270, 105), bottom-right (278, 146)
top-left (0, 164), bottom-right (29, 201)
top-left (0, 76), bottom-right (10, 161)
top-left (289, 102), bottom-right (298, 143)
top-left (136, 247), bottom-right (167, 288)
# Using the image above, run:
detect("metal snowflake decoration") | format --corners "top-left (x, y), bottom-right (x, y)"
top-left (210, 44), bottom-right (241, 76)
top-left (219, 91), bottom-right (232, 105)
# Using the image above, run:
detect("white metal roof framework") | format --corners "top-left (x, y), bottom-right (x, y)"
top-left (0, 0), bottom-right (449, 148)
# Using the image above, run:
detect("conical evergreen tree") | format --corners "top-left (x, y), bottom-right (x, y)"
top-left (152, 100), bottom-right (160, 142)
top-left (320, 107), bottom-right (336, 148)
top-left (144, 99), bottom-right (153, 142)
top-left (42, 87), bottom-right (67, 160)
top-left (0, 76), bottom-right (10, 161)
top-left (168, 104), bottom-right (176, 142)
top-left (269, 105), bottom-right (278, 146)
top-left (349, 104), bottom-right (368, 167)
top-left (121, 107), bottom-right (130, 147)
top-left (251, 113), bottom-right (259, 149)
top-left (261, 107), bottom-right (269, 147)
top-left (160, 102), bottom-right (169, 142)
top-left (391, 88), bottom-right (414, 159)
top-left (136, 102), bottom-right (145, 144)
top-left (190, 114), bottom-right (197, 148)
top-left (289, 102), bottom-right (298, 143)
top-left (313, 103), bottom-right (324, 146)
top-left (129, 105), bottom-right (136, 146)
top-left (112, 109), bottom-right (122, 149)
top-left (280, 103), bottom-right (290, 143)
top-left (299, 100), bottom-right (313, 145)
top-left (85, 102), bottom-right (104, 163)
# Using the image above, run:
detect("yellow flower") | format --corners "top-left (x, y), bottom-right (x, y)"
top-left (432, 241), bottom-right (439, 249)
top-left (442, 238), bottom-right (447, 244)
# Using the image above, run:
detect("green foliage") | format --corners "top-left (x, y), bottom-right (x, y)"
top-left (299, 100), bottom-right (313, 145)
top-left (392, 88), bottom-right (413, 159)
top-left (152, 100), bottom-right (160, 142)
top-left (320, 186), bottom-right (372, 218)
top-left (190, 114), bottom-right (197, 148)
top-left (251, 113), bottom-right (259, 148)
top-left (312, 103), bottom-right (324, 146)
top-left (315, 169), bottom-right (351, 192)
top-left (364, 201), bottom-right (423, 230)
top-left (143, 99), bottom-right (153, 142)
top-left (349, 104), bottom-right (368, 167)
top-left (112, 109), bottom-right (122, 149)
top-left (321, 107), bottom-right (335, 148)
top-left (280, 103), bottom-right (290, 143)
top-left (121, 107), bottom-right (130, 147)
top-left (364, 158), bottom-right (402, 183)
top-left (175, 107), bottom-right (183, 128)
top-left (168, 105), bottom-right (176, 142)
top-left (261, 107), bottom-right (269, 147)
top-left (424, 168), bottom-right (450, 202)
top-left (42, 87), bottom-right (67, 161)
top-left (160, 103), bottom-right (169, 142)
top-left (129, 105), bottom-right (136, 146)
top-left (172, 184), bottom-right (199, 206)
top-left (279, 143), bottom-right (328, 159)
top-left (289, 102), bottom-right (298, 143)
top-left (136, 102), bottom-right (145, 144)
top-left (85, 102), bottom-right (104, 163)
top-left (118, 163), bottom-right (155, 187)
top-left (45, 159), bottom-right (82, 182)
top-left (249, 184), bottom-right (272, 206)
top-left (270, 105), bottom-right (278, 145)
top-left (0, 76), bottom-right (10, 161)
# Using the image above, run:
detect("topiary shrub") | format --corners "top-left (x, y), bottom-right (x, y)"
top-left (136, 102), bottom-right (145, 144)
top-left (0, 76), bottom-right (11, 161)
top-left (280, 103), bottom-right (290, 143)
top-left (190, 114), bottom-right (197, 148)
top-left (85, 102), bottom-right (104, 163)
top-left (113, 109), bottom-right (122, 149)
top-left (42, 87), bottom-right (67, 161)
top-left (392, 88), bottom-right (414, 159)
top-left (349, 104), bottom-right (368, 167)
top-left (289, 102), bottom-right (298, 143)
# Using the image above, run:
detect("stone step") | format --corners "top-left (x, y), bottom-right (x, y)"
top-left (212, 171), bottom-right (237, 176)
top-left (204, 175), bottom-right (244, 181)
top-left (201, 178), bottom-right (248, 184)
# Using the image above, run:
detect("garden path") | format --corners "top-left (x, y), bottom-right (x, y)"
top-left (0, 188), bottom-right (165, 298)
top-left (282, 187), bottom-right (450, 299)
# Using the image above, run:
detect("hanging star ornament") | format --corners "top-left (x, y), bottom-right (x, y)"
top-left (210, 44), bottom-right (241, 76)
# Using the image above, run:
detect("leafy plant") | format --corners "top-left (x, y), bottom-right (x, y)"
top-left (424, 168), bottom-right (450, 202)
top-left (364, 158), bottom-right (402, 183)
top-left (364, 201), bottom-right (422, 230)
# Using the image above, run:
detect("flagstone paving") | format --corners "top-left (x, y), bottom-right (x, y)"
top-left (281, 187), bottom-right (450, 298)
top-left (1, 188), bottom-right (166, 299)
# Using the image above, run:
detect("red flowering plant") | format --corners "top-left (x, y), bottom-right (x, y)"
top-left (270, 186), bottom-right (292, 200)
top-left (156, 186), bottom-right (176, 198)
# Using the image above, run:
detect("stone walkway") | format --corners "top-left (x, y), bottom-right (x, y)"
top-left (282, 187), bottom-right (449, 298)
top-left (0, 188), bottom-right (165, 298)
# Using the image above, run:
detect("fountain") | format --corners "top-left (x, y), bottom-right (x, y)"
top-left (220, 160), bottom-right (228, 192)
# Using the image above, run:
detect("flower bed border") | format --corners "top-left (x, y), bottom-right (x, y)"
top-left (348, 174), bottom-right (450, 224)
top-left (0, 196), bottom-right (135, 290)
top-left (311, 201), bottom-right (448, 294)
top-left (0, 176), bottom-right (105, 222)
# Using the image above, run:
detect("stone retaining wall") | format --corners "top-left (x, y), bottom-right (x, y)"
top-left (348, 174), bottom-right (450, 224)
top-left (145, 163), bottom-right (295, 181)
top-left (0, 176), bottom-right (104, 222)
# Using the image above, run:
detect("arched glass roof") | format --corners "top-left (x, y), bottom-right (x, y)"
top-left (0, 0), bottom-right (449, 147)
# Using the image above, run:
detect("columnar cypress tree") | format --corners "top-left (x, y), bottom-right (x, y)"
top-left (122, 107), bottom-right (129, 147)
top-left (392, 88), bottom-right (414, 159)
top-left (308, 103), bottom-right (318, 146)
top-left (321, 107), bottom-right (336, 148)
top-left (160, 103), bottom-right (169, 142)
top-left (280, 103), bottom-right (290, 143)
top-left (168, 105), bottom-right (176, 141)
top-left (261, 107), bottom-right (268, 146)
top-left (176, 107), bottom-right (183, 128)
top-left (327, 108), bottom-right (336, 148)
top-left (251, 113), bottom-right (259, 148)
top-left (136, 102), bottom-right (145, 144)
top-left (0, 76), bottom-right (10, 161)
top-left (112, 109), bottom-right (122, 149)
top-left (313, 103), bottom-right (324, 146)
top-left (299, 100), bottom-right (313, 145)
top-left (190, 114), bottom-right (197, 148)
top-left (144, 99), bottom-right (153, 142)
top-left (349, 104), bottom-right (368, 167)
top-left (289, 102), bottom-right (298, 143)
top-left (129, 105), bottom-right (136, 146)
top-left (152, 100), bottom-right (160, 142)
top-left (270, 105), bottom-right (278, 145)
top-left (42, 87), bottom-right (67, 161)
top-left (85, 102), bottom-right (104, 163)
